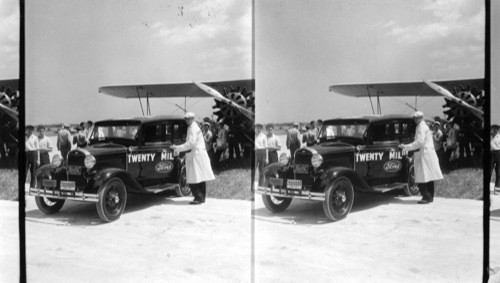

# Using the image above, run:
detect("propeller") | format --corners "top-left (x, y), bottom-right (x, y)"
top-left (193, 81), bottom-right (255, 121)
top-left (423, 80), bottom-right (483, 120)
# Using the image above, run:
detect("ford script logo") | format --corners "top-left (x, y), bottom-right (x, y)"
top-left (383, 160), bottom-right (402, 172)
top-left (155, 161), bottom-right (174, 173)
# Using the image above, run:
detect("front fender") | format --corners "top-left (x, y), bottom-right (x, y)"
top-left (263, 162), bottom-right (285, 176)
top-left (35, 164), bottom-right (67, 189)
top-left (321, 167), bottom-right (371, 192)
top-left (93, 168), bottom-right (143, 193)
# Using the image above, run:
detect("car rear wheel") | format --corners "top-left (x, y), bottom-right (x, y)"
top-left (323, 176), bottom-right (354, 221)
top-left (175, 166), bottom-right (191, 197)
top-left (35, 197), bottom-right (65, 214)
top-left (262, 195), bottom-right (292, 213)
top-left (403, 165), bottom-right (420, 196)
top-left (96, 178), bottom-right (127, 222)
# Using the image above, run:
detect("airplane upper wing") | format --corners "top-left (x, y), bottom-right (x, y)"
top-left (99, 79), bottom-right (254, 99)
top-left (329, 78), bottom-right (483, 97)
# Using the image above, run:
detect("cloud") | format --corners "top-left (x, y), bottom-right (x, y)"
top-left (151, 0), bottom-right (251, 76)
top-left (383, 0), bottom-right (484, 45)
top-left (152, 0), bottom-right (244, 45)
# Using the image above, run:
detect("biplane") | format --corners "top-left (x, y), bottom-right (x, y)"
top-left (329, 78), bottom-right (485, 157)
top-left (98, 79), bottom-right (255, 147)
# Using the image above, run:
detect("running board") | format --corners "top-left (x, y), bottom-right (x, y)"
top-left (372, 183), bottom-right (407, 193)
top-left (144, 183), bottom-right (179, 194)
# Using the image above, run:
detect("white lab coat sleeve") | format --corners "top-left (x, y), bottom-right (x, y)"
top-left (176, 126), bottom-right (196, 152)
top-left (403, 123), bottom-right (425, 151)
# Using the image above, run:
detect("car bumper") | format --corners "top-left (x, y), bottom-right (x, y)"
top-left (257, 186), bottom-right (325, 201)
top-left (29, 187), bottom-right (99, 202)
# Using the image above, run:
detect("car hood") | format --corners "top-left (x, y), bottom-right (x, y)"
top-left (73, 144), bottom-right (127, 157)
top-left (306, 142), bottom-right (355, 156)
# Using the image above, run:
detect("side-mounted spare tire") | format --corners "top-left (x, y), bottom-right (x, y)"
top-left (175, 166), bottom-right (191, 197)
top-left (403, 164), bottom-right (420, 196)
top-left (96, 177), bottom-right (127, 222)
top-left (323, 176), bottom-right (354, 221)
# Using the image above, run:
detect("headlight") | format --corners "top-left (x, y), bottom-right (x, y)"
top-left (279, 153), bottom-right (290, 165)
top-left (311, 153), bottom-right (323, 168)
top-left (84, 155), bottom-right (96, 169)
top-left (51, 154), bottom-right (62, 167)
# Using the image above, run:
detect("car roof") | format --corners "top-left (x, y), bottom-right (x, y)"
top-left (324, 114), bottom-right (413, 123)
top-left (95, 115), bottom-right (185, 125)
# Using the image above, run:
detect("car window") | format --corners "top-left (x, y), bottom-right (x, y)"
top-left (143, 121), bottom-right (187, 146)
top-left (371, 122), bottom-right (398, 144)
top-left (91, 124), bottom-right (139, 140)
top-left (143, 124), bottom-right (163, 144)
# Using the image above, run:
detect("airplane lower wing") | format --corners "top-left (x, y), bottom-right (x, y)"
top-left (99, 79), bottom-right (254, 99)
top-left (329, 78), bottom-right (483, 97)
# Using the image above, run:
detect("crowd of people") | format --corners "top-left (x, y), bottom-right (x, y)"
top-left (430, 118), bottom-right (482, 171)
top-left (24, 121), bottom-right (94, 187)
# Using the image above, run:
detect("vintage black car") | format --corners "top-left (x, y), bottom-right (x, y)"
top-left (29, 116), bottom-right (191, 222)
top-left (257, 114), bottom-right (419, 221)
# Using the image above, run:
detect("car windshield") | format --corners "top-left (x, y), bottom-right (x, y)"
top-left (319, 121), bottom-right (368, 140)
top-left (90, 123), bottom-right (140, 141)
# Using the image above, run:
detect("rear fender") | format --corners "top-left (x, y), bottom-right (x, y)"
top-left (93, 168), bottom-right (143, 193)
top-left (321, 167), bottom-right (371, 192)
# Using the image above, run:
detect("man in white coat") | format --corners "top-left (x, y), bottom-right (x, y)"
top-left (171, 112), bottom-right (215, 205)
top-left (399, 111), bottom-right (443, 204)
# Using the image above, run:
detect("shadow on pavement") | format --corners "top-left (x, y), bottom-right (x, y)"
top-left (253, 192), bottom-right (419, 225)
top-left (25, 192), bottom-right (189, 226)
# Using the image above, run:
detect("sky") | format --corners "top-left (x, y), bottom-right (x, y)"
top-left (0, 0), bottom-right (19, 79)
top-left (492, 0), bottom-right (500, 124)
top-left (256, 0), bottom-right (485, 123)
top-left (25, 0), bottom-right (251, 124)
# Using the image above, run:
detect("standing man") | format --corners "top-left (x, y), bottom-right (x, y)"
top-left (254, 124), bottom-right (268, 186)
top-left (286, 122), bottom-right (301, 161)
top-left (72, 126), bottom-right (87, 148)
top-left (202, 122), bottom-right (215, 166)
top-left (37, 125), bottom-right (53, 166)
top-left (432, 122), bottom-right (444, 169)
top-left (25, 125), bottom-right (39, 188)
top-left (171, 112), bottom-right (215, 205)
top-left (399, 111), bottom-right (443, 204)
top-left (57, 123), bottom-right (72, 165)
top-left (266, 124), bottom-right (281, 164)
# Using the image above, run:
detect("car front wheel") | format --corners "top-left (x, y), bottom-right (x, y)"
top-left (96, 178), bottom-right (127, 222)
top-left (35, 197), bottom-right (65, 214)
top-left (262, 195), bottom-right (292, 213)
top-left (323, 176), bottom-right (354, 221)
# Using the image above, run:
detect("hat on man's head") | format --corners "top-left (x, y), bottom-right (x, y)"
top-left (63, 123), bottom-right (70, 129)
top-left (293, 122), bottom-right (299, 127)
top-left (183, 112), bottom-right (195, 119)
top-left (412, 111), bottom-right (424, 118)
top-left (26, 125), bottom-right (34, 130)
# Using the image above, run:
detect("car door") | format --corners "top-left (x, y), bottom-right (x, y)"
top-left (361, 120), bottom-right (407, 187)
top-left (133, 122), bottom-right (177, 187)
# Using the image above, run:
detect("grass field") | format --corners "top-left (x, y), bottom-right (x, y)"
top-left (208, 168), bottom-right (251, 200)
top-left (0, 169), bottom-right (18, 200)
top-left (436, 168), bottom-right (483, 199)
